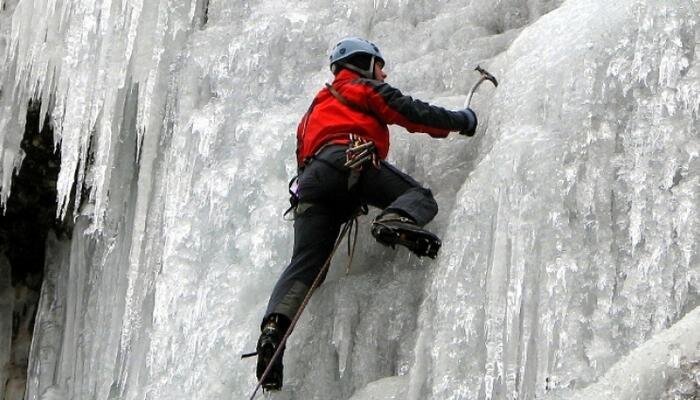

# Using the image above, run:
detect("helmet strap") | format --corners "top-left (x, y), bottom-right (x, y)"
top-left (338, 55), bottom-right (376, 79)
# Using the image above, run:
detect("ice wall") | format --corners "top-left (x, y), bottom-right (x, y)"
top-left (0, 0), bottom-right (697, 399)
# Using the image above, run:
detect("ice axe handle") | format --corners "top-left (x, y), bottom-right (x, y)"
top-left (464, 65), bottom-right (498, 108)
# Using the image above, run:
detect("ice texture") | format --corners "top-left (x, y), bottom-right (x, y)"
top-left (0, 0), bottom-right (698, 399)
top-left (561, 307), bottom-right (700, 400)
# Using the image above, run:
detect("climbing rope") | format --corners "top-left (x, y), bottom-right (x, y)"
top-left (248, 215), bottom-right (358, 399)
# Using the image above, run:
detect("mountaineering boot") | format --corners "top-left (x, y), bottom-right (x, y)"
top-left (371, 212), bottom-right (442, 258)
top-left (256, 315), bottom-right (286, 391)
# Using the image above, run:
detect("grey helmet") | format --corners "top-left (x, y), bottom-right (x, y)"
top-left (329, 37), bottom-right (384, 79)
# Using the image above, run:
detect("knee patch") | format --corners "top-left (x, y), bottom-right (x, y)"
top-left (271, 280), bottom-right (310, 320)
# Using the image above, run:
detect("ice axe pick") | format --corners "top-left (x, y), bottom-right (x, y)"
top-left (464, 65), bottom-right (498, 108)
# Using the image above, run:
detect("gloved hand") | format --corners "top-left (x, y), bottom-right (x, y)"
top-left (458, 108), bottom-right (478, 137)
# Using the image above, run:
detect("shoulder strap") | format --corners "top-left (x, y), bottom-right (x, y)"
top-left (325, 83), bottom-right (371, 115)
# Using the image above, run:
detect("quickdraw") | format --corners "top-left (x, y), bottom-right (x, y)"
top-left (345, 134), bottom-right (379, 169)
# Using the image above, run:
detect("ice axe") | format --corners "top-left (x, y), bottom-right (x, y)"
top-left (464, 65), bottom-right (498, 108)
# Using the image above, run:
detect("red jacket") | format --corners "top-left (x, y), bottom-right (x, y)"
top-left (296, 69), bottom-right (476, 166)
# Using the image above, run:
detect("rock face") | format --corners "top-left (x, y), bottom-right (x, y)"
top-left (0, 1), bottom-right (698, 400)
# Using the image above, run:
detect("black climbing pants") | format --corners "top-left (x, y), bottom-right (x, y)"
top-left (264, 146), bottom-right (438, 324)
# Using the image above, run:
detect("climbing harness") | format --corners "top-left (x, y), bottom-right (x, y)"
top-left (286, 135), bottom-right (376, 219)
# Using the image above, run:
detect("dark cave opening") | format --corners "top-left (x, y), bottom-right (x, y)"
top-left (0, 101), bottom-right (70, 397)
top-left (0, 101), bottom-right (68, 288)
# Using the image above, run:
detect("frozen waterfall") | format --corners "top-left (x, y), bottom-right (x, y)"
top-left (0, 0), bottom-right (698, 399)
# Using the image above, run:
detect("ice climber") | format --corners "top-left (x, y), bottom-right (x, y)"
top-left (253, 37), bottom-right (478, 391)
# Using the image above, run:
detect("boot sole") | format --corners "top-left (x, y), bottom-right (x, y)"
top-left (371, 223), bottom-right (441, 258)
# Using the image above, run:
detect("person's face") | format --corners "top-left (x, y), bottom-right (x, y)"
top-left (374, 61), bottom-right (387, 82)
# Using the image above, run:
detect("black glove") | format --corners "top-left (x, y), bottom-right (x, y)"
top-left (458, 108), bottom-right (478, 137)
